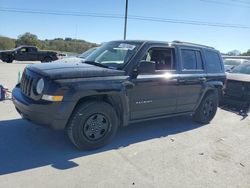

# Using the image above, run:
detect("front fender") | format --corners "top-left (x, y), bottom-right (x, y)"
top-left (55, 77), bottom-right (131, 126)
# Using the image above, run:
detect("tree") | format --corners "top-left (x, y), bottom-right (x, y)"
top-left (16, 32), bottom-right (41, 47)
top-left (54, 38), bottom-right (63, 40)
top-left (227, 50), bottom-right (241, 56)
top-left (0, 36), bottom-right (15, 50)
top-left (65, 37), bottom-right (72, 41)
top-left (241, 49), bottom-right (250, 56)
top-left (0, 33), bottom-right (98, 53)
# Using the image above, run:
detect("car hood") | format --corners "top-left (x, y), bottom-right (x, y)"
top-left (0, 50), bottom-right (13, 53)
top-left (26, 61), bottom-right (125, 80)
top-left (224, 65), bottom-right (234, 72)
top-left (226, 73), bottom-right (250, 82)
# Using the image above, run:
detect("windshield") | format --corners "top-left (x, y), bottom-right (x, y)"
top-left (78, 48), bottom-right (97, 59)
top-left (230, 63), bottom-right (250, 74)
top-left (223, 59), bottom-right (242, 66)
top-left (223, 59), bottom-right (250, 66)
top-left (85, 41), bottom-right (143, 69)
top-left (13, 46), bottom-right (24, 51)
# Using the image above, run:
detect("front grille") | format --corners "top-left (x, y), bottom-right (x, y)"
top-left (20, 72), bottom-right (34, 97)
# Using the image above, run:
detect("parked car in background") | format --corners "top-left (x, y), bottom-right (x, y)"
top-left (223, 58), bottom-right (250, 72)
top-left (0, 46), bottom-right (58, 63)
top-left (222, 62), bottom-right (250, 112)
top-left (56, 52), bottom-right (67, 59)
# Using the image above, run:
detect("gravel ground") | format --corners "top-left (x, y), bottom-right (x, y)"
top-left (0, 61), bottom-right (249, 188)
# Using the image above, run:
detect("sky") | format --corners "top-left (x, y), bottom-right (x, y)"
top-left (0, 0), bottom-right (249, 53)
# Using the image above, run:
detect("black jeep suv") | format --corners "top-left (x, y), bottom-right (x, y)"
top-left (12, 40), bottom-right (226, 150)
top-left (0, 46), bottom-right (58, 63)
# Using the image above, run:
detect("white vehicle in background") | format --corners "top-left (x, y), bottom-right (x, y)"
top-left (223, 58), bottom-right (250, 72)
top-left (53, 47), bottom-right (98, 63)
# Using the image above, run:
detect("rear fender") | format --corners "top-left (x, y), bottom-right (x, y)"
top-left (194, 81), bottom-right (223, 111)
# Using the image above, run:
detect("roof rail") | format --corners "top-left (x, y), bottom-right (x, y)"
top-left (172, 40), bottom-right (214, 49)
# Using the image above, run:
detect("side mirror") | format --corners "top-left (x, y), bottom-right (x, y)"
top-left (138, 60), bottom-right (155, 74)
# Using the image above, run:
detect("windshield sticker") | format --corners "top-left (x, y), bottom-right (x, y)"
top-left (118, 43), bottom-right (136, 50)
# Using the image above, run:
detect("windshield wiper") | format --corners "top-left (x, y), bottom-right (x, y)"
top-left (84, 61), bottom-right (109, 69)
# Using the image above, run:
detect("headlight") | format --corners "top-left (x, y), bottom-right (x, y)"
top-left (36, 78), bottom-right (44, 95)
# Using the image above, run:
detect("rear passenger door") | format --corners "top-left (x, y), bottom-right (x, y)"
top-left (26, 48), bottom-right (38, 61)
top-left (176, 47), bottom-right (206, 112)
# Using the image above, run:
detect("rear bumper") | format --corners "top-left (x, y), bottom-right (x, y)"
top-left (12, 87), bottom-right (76, 130)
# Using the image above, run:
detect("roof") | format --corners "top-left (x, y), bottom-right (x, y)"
top-left (222, 55), bottom-right (250, 60)
top-left (171, 40), bottom-right (214, 49)
top-left (110, 40), bottom-right (215, 50)
top-left (17, 45), bottom-right (37, 48)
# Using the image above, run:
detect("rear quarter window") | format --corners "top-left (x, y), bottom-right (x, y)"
top-left (181, 49), bottom-right (204, 71)
top-left (181, 49), bottom-right (196, 70)
top-left (205, 50), bottom-right (223, 73)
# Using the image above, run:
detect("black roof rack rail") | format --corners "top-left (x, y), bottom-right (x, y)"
top-left (172, 40), bottom-right (214, 49)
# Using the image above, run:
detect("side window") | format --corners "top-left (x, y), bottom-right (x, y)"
top-left (181, 49), bottom-right (204, 71)
top-left (142, 48), bottom-right (175, 70)
top-left (196, 51), bottom-right (203, 70)
top-left (205, 50), bottom-right (222, 73)
top-left (20, 48), bottom-right (27, 53)
top-left (28, 48), bottom-right (34, 52)
top-left (181, 50), bottom-right (196, 70)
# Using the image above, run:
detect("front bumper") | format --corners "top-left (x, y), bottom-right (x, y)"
top-left (12, 87), bottom-right (76, 130)
top-left (221, 94), bottom-right (250, 109)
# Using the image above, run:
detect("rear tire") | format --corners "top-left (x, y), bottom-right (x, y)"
top-left (193, 91), bottom-right (218, 124)
top-left (67, 101), bottom-right (119, 150)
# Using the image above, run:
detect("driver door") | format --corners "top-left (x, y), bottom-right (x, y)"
top-left (15, 47), bottom-right (28, 61)
top-left (128, 47), bottom-right (179, 120)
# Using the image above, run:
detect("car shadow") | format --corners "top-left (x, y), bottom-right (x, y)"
top-left (220, 104), bottom-right (249, 120)
top-left (0, 116), bottom-right (202, 175)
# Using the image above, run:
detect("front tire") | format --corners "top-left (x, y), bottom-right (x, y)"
top-left (193, 91), bottom-right (218, 124)
top-left (6, 55), bottom-right (14, 63)
top-left (67, 101), bottom-right (119, 150)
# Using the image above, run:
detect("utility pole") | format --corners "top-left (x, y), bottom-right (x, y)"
top-left (123, 0), bottom-right (128, 40)
top-left (75, 24), bottom-right (78, 40)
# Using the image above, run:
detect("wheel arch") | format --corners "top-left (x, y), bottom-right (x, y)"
top-left (68, 93), bottom-right (128, 128)
top-left (194, 82), bottom-right (222, 112)
top-left (42, 55), bottom-right (53, 62)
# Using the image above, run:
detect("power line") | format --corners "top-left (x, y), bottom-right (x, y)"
top-left (0, 7), bottom-right (249, 29)
top-left (129, 15), bottom-right (249, 28)
top-left (200, 0), bottom-right (250, 8)
top-left (0, 7), bottom-right (124, 19)
top-left (228, 0), bottom-right (250, 5)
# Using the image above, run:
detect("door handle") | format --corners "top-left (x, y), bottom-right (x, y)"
top-left (178, 79), bottom-right (186, 83)
top-left (158, 78), bottom-right (178, 85)
top-left (198, 77), bottom-right (206, 82)
top-left (170, 78), bottom-right (178, 82)
top-left (122, 81), bottom-right (135, 89)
